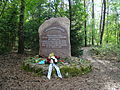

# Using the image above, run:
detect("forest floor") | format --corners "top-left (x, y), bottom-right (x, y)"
top-left (0, 47), bottom-right (120, 90)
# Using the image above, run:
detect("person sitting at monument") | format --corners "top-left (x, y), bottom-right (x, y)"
top-left (47, 53), bottom-right (62, 80)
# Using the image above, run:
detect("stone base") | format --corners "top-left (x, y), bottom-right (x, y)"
top-left (22, 57), bottom-right (92, 78)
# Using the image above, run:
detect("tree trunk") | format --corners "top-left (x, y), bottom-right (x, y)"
top-left (68, 0), bottom-right (72, 31)
top-left (99, 1), bottom-right (103, 44)
top-left (106, 0), bottom-right (109, 43)
top-left (114, 7), bottom-right (119, 44)
top-left (84, 0), bottom-right (87, 46)
top-left (18, 0), bottom-right (25, 54)
top-left (118, 24), bottom-right (120, 44)
top-left (100, 0), bottom-right (106, 45)
top-left (92, 0), bottom-right (95, 45)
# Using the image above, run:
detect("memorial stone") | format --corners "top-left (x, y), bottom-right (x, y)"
top-left (38, 17), bottom-right (71, 57)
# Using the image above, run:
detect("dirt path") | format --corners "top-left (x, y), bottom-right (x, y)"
top-left (0, 48), bottom-right (120, 90)
top-left (81, 47), bottom-right (120, 90)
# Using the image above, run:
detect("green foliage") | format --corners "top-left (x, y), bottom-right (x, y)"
top-left (90, 44), bottom-right (120, 60)
top-left (22, 55), bottom-right (92, 78)
top-left (0, 2), bottom-right (18, 54)
top-left (24, 20), bottom-right (40, 51)
top-left (0, 0), bottom-right (119, 55)
top-left (60, 65), bottom-right (92, 78)
top-left (60, 66), bottom-right (81, 78)
top-left (0, 0), bottom-right (86, 55)
top-left (21, 63), bottom-right (44, 76)
top-left (21, 64), bottom-right (32, 72)
top-left (70, 1), bottom-right (86, 56)
top-left (0, 46), bottom-right (11, 55)
top-left (22, 62), bottom-right (92, 78)
top-left (24, 0), bottom-right (48, 52)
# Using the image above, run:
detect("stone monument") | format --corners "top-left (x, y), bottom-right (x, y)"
top-left (38, 17), bottom-right (71, 58)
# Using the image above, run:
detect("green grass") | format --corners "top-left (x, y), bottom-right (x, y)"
top-left (21, 63), bottom-right (44, 76)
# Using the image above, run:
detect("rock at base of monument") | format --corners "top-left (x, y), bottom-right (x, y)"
top-left (22, 56), bottom-right (92, 78)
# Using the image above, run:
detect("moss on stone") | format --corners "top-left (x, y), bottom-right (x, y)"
top-left (60, 65), bottom-right (92, 78)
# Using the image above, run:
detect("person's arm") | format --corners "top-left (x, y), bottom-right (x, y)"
top-left (51, 56), bottom-right (58, 64)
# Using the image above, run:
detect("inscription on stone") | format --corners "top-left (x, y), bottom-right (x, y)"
top-left (41, 34), bottom-right (67, 48)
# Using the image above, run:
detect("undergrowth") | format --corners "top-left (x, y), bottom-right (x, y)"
top-left (60, 65), bottom-right (92, 78)
top-left (90, 44), bottom-right (120, 61)
top-left (21, 63), bottom-right (44, 76)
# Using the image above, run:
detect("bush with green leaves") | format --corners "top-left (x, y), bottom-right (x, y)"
top-left (0, 3), bottom-right (18, 54)
top-left (0, 46), bottom-right (11, 55)
top-left (21, 63), bottom-right (44, 76)
top-left (90, 44), bottom-right (120, 60)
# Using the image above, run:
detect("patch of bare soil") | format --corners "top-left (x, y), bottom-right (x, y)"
top-left (0, 48), bottom-right (120, 90)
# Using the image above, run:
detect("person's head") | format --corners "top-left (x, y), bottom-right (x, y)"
top-left (48, 52), bottom-right (54, 58)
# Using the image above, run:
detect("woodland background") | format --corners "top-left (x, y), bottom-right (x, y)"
top-left (0, 0), bottom-right (120, 57)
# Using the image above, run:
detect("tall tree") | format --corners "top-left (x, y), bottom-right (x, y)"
top-left (68, 0), bottom-right (85, 56)
top-left (114, 3), bottom-right (119, 44)
top-left (84, 0), bottom-right (87, 46)
top-left (91, 0), bottom-right (95, 45)
top-left (99, 1), bottom-right (103, 44)
top-left (118, 24), bottom-right (120, 44)
top-left (68, 0), bottom-right (72, 31)
top-left (100, 0), bottom-right (106, 45)
top-left (18, 0), bottom-right (25, 54)
top-left (106, 0), bottom-right (109, 43)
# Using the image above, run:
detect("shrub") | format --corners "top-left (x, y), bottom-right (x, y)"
top-left (21, 63), bottom-right (44, 76)
top-left (0, 46), bottom-right (11, 55)
top-left (60, 65), bottom-right (92, 78)
top-left (90, 44), bottom-right (120, 60)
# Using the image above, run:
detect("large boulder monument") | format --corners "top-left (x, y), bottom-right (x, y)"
top-left (38, 17), bottom-right (71, 58)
